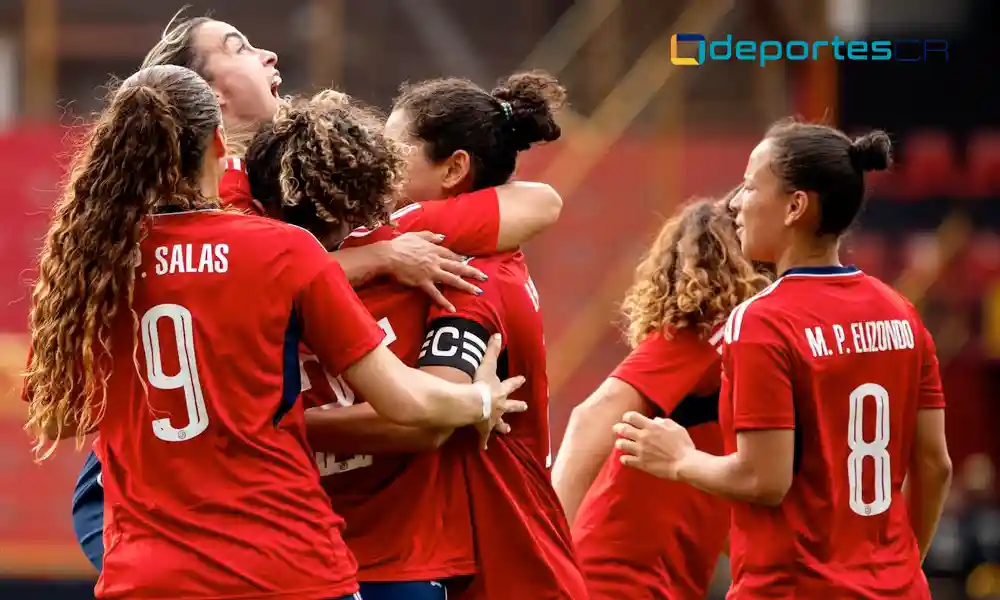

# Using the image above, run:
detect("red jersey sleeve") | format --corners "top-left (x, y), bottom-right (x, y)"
top-left (418, 258), bottom-right (505, 377)
top-left (725, 306), bottom-right (795, 431)
top-left (394, 188), bottom-right (501, 255)
top-left (219, 158), bottom-right (264, 216)
top-left (285, 228), bottom-right (385, 374)
top-left (338, 223), bottom-right (399, 250)
top-left (917, 325), bottom-right (946, 409)
top-left (611, 330), bottom-right (720, 415)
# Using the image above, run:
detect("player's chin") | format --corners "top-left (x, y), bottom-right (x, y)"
top-left (741, 239), bottom-right (768, 264)
top-left (262, 93), bottom-right (282, 118)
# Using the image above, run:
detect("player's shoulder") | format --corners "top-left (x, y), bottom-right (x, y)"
top-left (219, 157), bottom-right (265, 216)
top-left (628, 325), bottom-right (723, 368)
top-left (392, 189), bottom-right (498, 231)
top-left (215, 214), bottom-right (327, 258)
top-left (467, 250), bottom-right (517, 271)
top-left (379, 200), bottom-right (435, 233)
top-left (211, 209), bottom-right (307, 237)
top-left (723, 278), bottom-right (787, 344)
top-left (859, 273), bottom-right (921, 317)
top-left (465, 252), bottom-right (524, 298)
top-left (340, 222), bottom-right (400, 249)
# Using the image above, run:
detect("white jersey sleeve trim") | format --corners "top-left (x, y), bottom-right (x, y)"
top-left (724, 278), bottom-right (784, 344)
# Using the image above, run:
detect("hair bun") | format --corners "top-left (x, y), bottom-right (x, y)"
top-left (491, 70), bottom-right (567, 152)
top-left (848, 130), bottom-right (892, 172)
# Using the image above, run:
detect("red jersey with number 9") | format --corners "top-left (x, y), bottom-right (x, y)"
top-left (301, 189), bottom-right (502, 582)
top-left (720, 265), bottom-right (944, 600)
top-left (82, 210), bottom-right (385, 600)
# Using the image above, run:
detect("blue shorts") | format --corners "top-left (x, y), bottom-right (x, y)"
top-left (358, 581), bottom-right (446, 600)
top-left (71, 450), bottom-right (105, 572)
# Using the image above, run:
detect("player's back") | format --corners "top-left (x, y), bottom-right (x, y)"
top-left (574, 329), bottom-right (729, 600)
top-left (96, 210), bottom-right (356, 600)
top-left (308, 224), bottom-right (476, 582)
top-left (723, 265), bottom-right (936, 599)
top-left (453, 252), bottom-right (587, 600)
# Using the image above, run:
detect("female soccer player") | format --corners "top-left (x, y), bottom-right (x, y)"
top-left (140, 10), bottom-right (487, 300)
top-left (23, 65), bottom-right (525, 600)
top-left (552, 196), bottom-right (768, 600)
top-left (388, 70), bottom-right (587, 600)
top-left (244, 75), bottom-right (573, 600)
top-left (616, 120), bottom-right (954, 599)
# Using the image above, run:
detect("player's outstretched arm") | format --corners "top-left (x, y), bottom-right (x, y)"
top-left (615, 413), bottom-right (794, 505)
top-left (552, 378), bottom-right (646, 523)
top-left (333, 231), bottom-right (486, 312)
top-left (305, 402), bottom-right (453, 455)
top-left (493, 182), bottom-right (563, 251)
top-left (297, 247), bottom-right (524, 433)
top-left (907, 408), bottom-right (952, 560)
top-left (341, 337), bottom-right (526, 433)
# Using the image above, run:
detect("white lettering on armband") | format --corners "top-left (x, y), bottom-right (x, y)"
top-left (417, 317), bottom-right (492, 377)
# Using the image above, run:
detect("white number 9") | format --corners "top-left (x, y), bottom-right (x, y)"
top-left (141, 303), bottom-right (209, 442)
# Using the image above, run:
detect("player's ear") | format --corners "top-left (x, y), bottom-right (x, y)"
top-left (215, 89), bottom-right (227, 112)
top-left (784, 189), bottom-right (811, 228)
top-left (441, 150), bottom-right (473, 194)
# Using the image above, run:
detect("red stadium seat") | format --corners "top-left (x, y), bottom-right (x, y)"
top-left (894, 131), bottom-right (962, 200)
top-left (967, 131), bottom-right (1000, 198)
top-left (844, 231), bottom-right (888, 279)
top-left (965, 232), bottom-right (1000, 291)
top-left (864, 169), bottom-right (898, 200)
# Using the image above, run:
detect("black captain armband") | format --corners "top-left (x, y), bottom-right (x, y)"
top-left (417, 317), bottom-right (492, 377)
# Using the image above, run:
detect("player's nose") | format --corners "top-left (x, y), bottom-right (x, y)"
top-left (259, 48), bottom-right (277, 67)
top-left (728, 188), bottom-right (744, 213)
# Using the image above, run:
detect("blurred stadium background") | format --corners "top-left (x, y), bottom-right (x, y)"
top-left (0, 0), bottom-right (997, 598)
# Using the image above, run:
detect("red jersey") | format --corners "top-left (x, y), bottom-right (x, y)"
top-left (423, 253), bottom-right (587, 600)
top-left (219, 158), bottom-right (263, 215)
top-left (302, 188), bottom-right (502, 582)
top-left (573, 328), bottom-right (729, 600)
top-left (88, 210), bottom-right (384, 600)
top-left (344, 187), bottom-right (501, 250)
top-left (720, 265), bottom-right (945, 599)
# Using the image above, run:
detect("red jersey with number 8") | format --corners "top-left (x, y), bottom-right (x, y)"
top-left (720, 265), bottom-right (944, 600)
top-left (88, 210), bottom-right (385, 600)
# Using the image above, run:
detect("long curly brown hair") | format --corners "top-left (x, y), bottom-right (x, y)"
top-left (245, 90), bottom-right (404, 246)
top-left (24, 65), bottom-right (222, 459)
top-left (621, 192), bottom-right (770, 347)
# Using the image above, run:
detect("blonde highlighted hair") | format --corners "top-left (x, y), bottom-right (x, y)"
top-left (621, 191), bottom-right (769, 347)
top-left (245, 90), bottom-right (403, 237)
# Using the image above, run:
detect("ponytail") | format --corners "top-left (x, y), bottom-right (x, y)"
top-left (491, 70), bottom-right (567, 153)
top-left (25, 65), bottom-right (220, 459)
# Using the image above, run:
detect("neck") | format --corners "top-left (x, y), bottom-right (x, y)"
top-left (199, 172), bottom-right (221, 207)
top-left (775, 237), bottom-right (841, 277)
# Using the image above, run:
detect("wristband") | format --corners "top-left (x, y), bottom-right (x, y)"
top-left (474, 382), bottom-right (492, 421)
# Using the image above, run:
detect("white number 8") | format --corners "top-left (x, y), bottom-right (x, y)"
top-left (141, 304), bottom-right (209, 442)
top-left (847, 382), bottom-right (891, 517)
